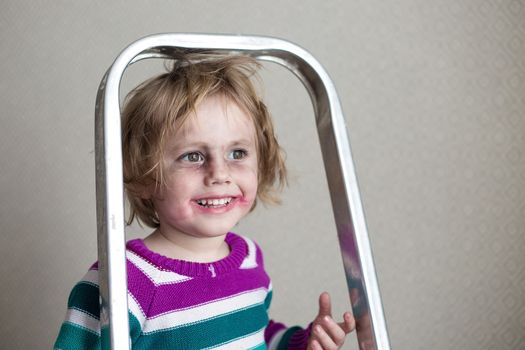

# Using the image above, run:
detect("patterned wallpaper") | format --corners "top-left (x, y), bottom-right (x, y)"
top-left (346, 2), bottom-right (525, 349)
top-left (0, 1), bottom-right (523, 349)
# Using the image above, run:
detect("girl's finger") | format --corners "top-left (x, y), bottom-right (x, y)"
top-left (317, 292), bottom-right (332, 317)
top-left (337, 312), bottom-right (356, 334)
top-left (309, 339), bottom-right (322, 350)
top-left (320, 316), bottom-right (346, 345)
top-left (313, 324), bottom-right (337, 349)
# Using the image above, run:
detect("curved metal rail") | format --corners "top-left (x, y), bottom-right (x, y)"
top-left (95, 33), bottom-right (391, 350)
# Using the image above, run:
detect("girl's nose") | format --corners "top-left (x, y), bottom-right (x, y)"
top-left (205, 158), bottom-right (231, 185)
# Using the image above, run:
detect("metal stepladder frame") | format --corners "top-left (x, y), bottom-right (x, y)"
top-left (95, 33), bottom-right (391, 350)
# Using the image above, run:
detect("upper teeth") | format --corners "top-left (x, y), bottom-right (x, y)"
top-left (197, 198), bottom-right (232, 206)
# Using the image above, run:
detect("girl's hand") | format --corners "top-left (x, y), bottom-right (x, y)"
top-left (307, 292), bottom-right (355, 350)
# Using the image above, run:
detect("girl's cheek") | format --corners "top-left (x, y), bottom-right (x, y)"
top-left (158, 198), bottom-right (195, 221)
top-left (230, 162), bottom-right (258, 179)
top-left (239, 193), bottom-right (256, 206)
top-left (172, 206), bottom-right (195, 221)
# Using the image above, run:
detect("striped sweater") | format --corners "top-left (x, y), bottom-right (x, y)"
top-left (54, 233), bottom-right (310, 349)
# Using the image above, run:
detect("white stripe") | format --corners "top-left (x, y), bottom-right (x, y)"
top-left (80, 269), bottom-right (99, 286)
top-left (239, 236), bottom-right (258, 269)
top-left (143, 287), bottom-right (269, 333)
top-left (65, 308), bottom-right (100, 335)
top-left (128, 292), bottom-right (146, 326)
top-left (267, 328), bottom-right (286, 350)
top-left (127, 250), bottom-right (192, 285)
top-left (208, 328), bottom-right (265, 349)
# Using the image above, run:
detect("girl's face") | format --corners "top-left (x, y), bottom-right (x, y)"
top-left (150, 94), bottom-right (258, 241)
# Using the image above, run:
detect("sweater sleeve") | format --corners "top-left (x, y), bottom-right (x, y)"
top-left (265, 320), bottom-right (312, 349)
top-left (54, 269), bottom-right (102, 350)
top-left (53, 268), bottom-right (143, 350)
top-left (255, 240), bottom-right (313, 349)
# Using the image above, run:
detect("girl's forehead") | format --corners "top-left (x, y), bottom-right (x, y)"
top-left (176, 95), bottom-right (256, 136)
top-left (166, 95), bottom-right (257, 150)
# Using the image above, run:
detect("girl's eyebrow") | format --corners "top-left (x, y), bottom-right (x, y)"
top-left (169, 139), bottom-right (254, 151)
top-left (229, 139), bottom-right (253, 147)
top-left (172, 141), bottom-right (207, 149)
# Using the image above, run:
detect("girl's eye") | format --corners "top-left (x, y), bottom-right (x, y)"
top-left (181, 152), bottom-right (204, 163)
top-left (228, 149), bottom-right (247, 160)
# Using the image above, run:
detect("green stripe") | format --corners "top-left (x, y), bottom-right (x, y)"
top-left (54, 322), bottom-right (100, 350)
top-left (100, 326), bottom-right (109, 350)
top-left (209, 328), bottom-right (266, 350)
top-left (264, 290), bottom-right (273, 310)
top-left (67, 282), bottom-right (100, 319)
top-left (56, 311), bottom-right (140, 350)
top-left (247, 342), bottom-right (267, 350)
top-left (276, 326), bottom-right (302, 350)
top-left (134, 303), bottom-right (269, 349)
top-left (129, 311), bottom-right (142, 344)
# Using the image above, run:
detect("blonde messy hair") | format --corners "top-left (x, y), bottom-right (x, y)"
top-left (122, 53), bottom-right (287, 228)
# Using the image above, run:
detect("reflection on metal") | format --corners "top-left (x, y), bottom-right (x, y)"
top-left (95, 33), bottom-right (391, 350)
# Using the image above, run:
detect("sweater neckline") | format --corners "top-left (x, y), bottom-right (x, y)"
top-left (126, 232), bottom-right (247, 277)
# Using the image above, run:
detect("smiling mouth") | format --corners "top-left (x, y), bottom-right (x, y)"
top-left (196, 197), bottom-right (233, 208)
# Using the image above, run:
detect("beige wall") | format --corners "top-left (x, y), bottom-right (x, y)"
top-left (1, 1), bottom-right (524, 349)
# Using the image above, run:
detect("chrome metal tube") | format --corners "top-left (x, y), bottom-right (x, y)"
top-left (95, 33), bottom-right (390, 350)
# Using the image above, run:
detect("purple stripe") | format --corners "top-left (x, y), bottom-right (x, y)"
top-left (146, 266), bottom-right (270, 317)
top-left (127, 260), bottom-right (156, 312)
top-left (265, 320), bottom-right (287, 344)
top-left (287, 323), bottom-right (312, 349)
top-left (255, 242), bottom-right (265, 267)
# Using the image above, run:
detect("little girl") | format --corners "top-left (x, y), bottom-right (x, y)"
top-left (55, 53), bottom-right (355, 349)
